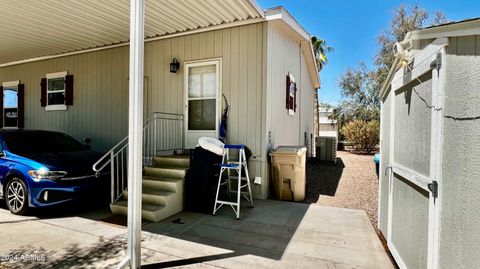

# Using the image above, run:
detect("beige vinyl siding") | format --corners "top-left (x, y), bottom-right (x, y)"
top-left (143, 22), bottom-right (269, 198)
top-left (0, 23), bottom-right (265, 153)
top-left (0, 47), bottom-right (130, 151)
top-left (143, 22), bottom-right (266, 157)
top-left (299, 52), bottom-right (316, 155)
top-left (0, 22), bottom-right (270, 198)
top-left (265, 22), bottom-right (316, 155)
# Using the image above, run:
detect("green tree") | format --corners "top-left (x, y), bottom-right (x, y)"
top-left (333, 5), bottom-right (447, 133)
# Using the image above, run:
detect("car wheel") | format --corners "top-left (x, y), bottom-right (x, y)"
top-left (5, 177), bottom-right (29, 215)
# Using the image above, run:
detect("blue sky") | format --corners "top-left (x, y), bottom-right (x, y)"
top-left (257, 0), bottom-right (480, 105)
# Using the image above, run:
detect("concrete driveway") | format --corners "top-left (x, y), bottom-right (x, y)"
top-left (0, 200), bottom-right (393, 269)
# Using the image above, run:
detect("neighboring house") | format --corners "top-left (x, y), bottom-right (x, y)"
top-left (318, 106), bottom-right (338, 138)
top-left (379, 18), bottom-right (480, 269)
top-left (0, 2), bottom-right (319, 205)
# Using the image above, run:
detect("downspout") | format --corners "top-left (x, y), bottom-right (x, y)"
top-left (299, 41), bottom-right (302, 146)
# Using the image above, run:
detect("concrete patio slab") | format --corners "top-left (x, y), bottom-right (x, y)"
top-left (0, 200), bottom-right (393, 269)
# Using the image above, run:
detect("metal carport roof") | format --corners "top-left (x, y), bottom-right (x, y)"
top-left (0, 0), bottom-right (263, 65)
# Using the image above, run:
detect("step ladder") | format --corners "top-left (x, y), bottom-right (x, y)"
top-left (213, 144), bottom-right (254, 219)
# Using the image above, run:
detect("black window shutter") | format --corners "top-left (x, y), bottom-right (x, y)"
top-left (0, 86), bottom-right (3, 127)
top-left (40, 78), bottom-right (47, 107)
top-left (286, 75), bottom-right (290, 110)
top-left (18, 84), bottom-right (25, 128)
top-left (294, 83), bottom-right (297, 112)
top-left (65, 74), bottom-right (73, 106)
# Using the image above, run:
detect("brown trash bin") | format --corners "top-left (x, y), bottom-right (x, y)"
top-left (270, 146), bottom-right (307, 202)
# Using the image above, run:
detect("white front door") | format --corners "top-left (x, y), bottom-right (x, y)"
top-left (184, 59), bottom-right (221, 149)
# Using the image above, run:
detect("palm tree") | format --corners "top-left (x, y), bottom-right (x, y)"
top-left (311, 36), bottom-right (333, 71)
top-left (311, 36), bottom-right (333, 138)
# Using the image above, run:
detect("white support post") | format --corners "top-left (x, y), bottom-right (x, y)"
top-left (111, 151), bottom-right (115, 203)
top-left (125, 0), bottom-right (145, 268)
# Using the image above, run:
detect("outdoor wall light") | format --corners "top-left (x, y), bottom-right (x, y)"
top-left (170, 58), bottom-right (180, 73)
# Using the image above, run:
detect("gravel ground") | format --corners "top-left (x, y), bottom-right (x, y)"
top-left (305, 150), bottom-right (379, 228)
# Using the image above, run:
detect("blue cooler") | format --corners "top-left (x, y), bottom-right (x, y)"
top-left (374, 154), bottom-right (381, 178)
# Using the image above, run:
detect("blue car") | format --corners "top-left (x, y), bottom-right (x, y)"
top-left (0, 129), bottom-right (106, 215)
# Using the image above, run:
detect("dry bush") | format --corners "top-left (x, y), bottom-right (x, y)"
top-left (342, 120), bottom-right (379, 154)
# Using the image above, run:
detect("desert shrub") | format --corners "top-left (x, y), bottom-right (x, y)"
top-left (342, 120), bottom-right (379, 154)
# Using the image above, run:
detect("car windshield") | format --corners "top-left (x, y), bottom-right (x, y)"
top-left (4, 132), bottom-right (86, 154)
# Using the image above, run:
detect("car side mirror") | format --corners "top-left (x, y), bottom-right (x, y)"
top-left (83, 144), bottom-right (92, 150)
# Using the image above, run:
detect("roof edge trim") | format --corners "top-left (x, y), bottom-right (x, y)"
top-left (265, 7), bottom-right (310, 40)
top-left (410, 18), bottom-right (480, 40)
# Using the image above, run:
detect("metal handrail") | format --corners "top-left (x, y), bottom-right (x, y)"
top-left (92, 137), bottom-right (128, 173)
top-left (92, 112), bottom-right (184, 203)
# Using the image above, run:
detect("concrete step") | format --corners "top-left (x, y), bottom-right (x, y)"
top-left (123, 188), bottom-right (176, 206)
top-left (144, 166), bottom-right (188, 179)
top-left (142, 176), bottom-right (183, 193)
top-left (153, 155), bottom-right (189, 168)
top-left (110, 155), bottom-right (188, 222)
top-left (110, 200), bottom-right (181, 223)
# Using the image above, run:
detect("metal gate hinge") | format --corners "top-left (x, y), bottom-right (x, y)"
top-left (428, 180), bottom-right (438, 199)
top-left (430, 52), bottom-right (442, 70)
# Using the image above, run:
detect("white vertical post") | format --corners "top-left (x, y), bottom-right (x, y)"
top-left (111, 151), bottom-right (115, 203)
top-left (427, 47), bottom-right (446, 269)
top-left (126, 0), bottom-right (144, 268)
top-left (153, 117), bottom-right (157, 156)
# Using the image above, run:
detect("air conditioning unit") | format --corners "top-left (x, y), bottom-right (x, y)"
top-left (316, 136), bottom-right (337, 162)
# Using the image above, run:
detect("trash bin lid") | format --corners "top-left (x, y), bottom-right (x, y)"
top-left (373, 154), bottom-right (381, 163)
top-left (271, 146), bottom-right (307, 155)
top-left (198, 137), bottom-right (225, 156)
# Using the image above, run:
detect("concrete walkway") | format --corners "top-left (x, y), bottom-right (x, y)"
top-left (0, 200), bottom-right (393, 269)
top-left (306, 151), bottom-right (380, 228)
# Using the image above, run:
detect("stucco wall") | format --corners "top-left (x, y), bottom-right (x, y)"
top-left (438, 35), bottom-right (480, 269)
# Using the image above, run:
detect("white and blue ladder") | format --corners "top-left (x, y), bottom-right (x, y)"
top-left (213, 144), bottom-right (254, 219)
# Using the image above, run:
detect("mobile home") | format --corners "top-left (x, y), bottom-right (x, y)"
top-left (0, 2), bottom-right (319, 221)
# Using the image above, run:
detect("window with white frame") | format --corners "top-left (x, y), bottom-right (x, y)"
top-left (46, 71), bottom-right (67, 111)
